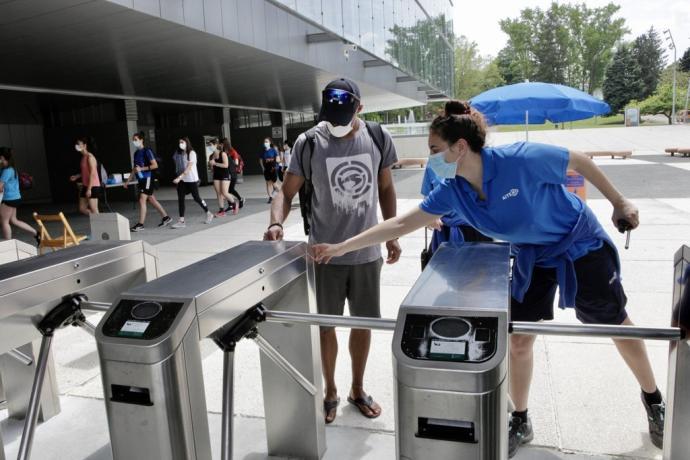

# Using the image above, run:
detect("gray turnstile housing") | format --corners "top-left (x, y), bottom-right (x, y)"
top-left (393, 243), bottom-right (511, 460)
top-left (664, 245), bottom-right (690, 459)
top-left (96, 241), bottom-right (325, 460)
top-left (0, 240), bottom-right (158, 460)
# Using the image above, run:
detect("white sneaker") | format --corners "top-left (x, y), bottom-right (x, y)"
top-left (171, 220), bottom-right (186, 229)
top-left (204, 211), bottom-right (214, 224)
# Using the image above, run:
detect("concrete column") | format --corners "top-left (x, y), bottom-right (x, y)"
top-left (125, 99), bottom-right (139, 167)
top-left (222, 107), bottom-right (231, 141)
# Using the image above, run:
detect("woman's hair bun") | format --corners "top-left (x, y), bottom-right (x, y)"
top-left (444, 100), bottom-right (471, 116)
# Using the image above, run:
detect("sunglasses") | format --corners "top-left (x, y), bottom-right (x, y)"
top-left (323, 88), bottom-right (359, 105)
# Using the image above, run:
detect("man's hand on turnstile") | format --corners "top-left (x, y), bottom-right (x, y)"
top-left (264, 223), bottom-right (284, 241)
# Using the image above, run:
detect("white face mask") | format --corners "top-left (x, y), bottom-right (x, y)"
top-left (179, 142), bottom-right (186, 150)
top-left (325, 119), bottom-right (354, 138)
top-left (133, 140), bottom-right (142, 148)
top-left (75, 145), bottom-right (83, 152)
top-left (264, 142), bottom-right (271, 149)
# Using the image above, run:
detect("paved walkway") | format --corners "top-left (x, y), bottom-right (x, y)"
top-left (2, 124), bottom-right (690, 459)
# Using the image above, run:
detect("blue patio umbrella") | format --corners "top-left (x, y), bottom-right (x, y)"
top-left (470, 82), bottom-right (610, 140)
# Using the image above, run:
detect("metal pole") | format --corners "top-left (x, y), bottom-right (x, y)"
top-left (264, 310), bottom-right (396, 331)
top-left (220, 351), bottom-right (234, 460)
top-left (74, 319), bottom-right (97, 336)
top-left (17, 334), bottom-right (53, 460)
top-left (525, 110), bottom-right (529, 142)
top-left (684, 76), bottom-right (690, 124)
top-left (80, 301), bottom-right (112, 312)
top-left (665, 30), bottom-right (677, 124)
top-left (511, 322), bottom-right (683, 341)
top-left (7, 349), bottom-right (33, 366)
top-left (252, 334), bottom-right (318, 396)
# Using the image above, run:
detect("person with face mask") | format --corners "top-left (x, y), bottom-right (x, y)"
top-left (260, 138), bottom-right (280, 203)
top-left (311, 100), bottom-right (665, 457)
top-left (122, 131), bottom-right (171, 232)
top-left (69, 136), bottom-right (101, 215)
top-left (171, 137), bottom-right (214, 228)
top-left (264, 78), bottom-right (401, 424)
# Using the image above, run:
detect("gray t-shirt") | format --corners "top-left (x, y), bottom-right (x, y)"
top-left (288, 119), bottom-right (398, 265)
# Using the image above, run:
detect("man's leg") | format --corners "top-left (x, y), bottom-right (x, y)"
top-left (613, 317), bottom-right (657, 393)
top-left (320, 327), bottom-right (339, 422)
top-left (148, 194), bottom-right (167, 217)
top-left (138, 193), bottom-right (148, 224)
top-left (510, 334), bottom-right (538, 412)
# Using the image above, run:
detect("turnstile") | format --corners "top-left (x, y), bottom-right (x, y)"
top-left (393, 243), bottom-right (510, 460)
top-left (96, 241), bottom-right (325, 460)
top-left (0, 240), bottom-right (158, 460)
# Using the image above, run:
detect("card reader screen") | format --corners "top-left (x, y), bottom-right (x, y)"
top-left (119, 320), bottom-right (150, 337)
top-left (430, 340), bottom-right (466, 356)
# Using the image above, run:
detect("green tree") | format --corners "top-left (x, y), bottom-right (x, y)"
top-left (454, 36), bottom-right (484, 99)
top-left (603, 44), bottom-right (643, 113)
top-left (680, 47), bottom-right (690, 73)
top-left (637, 69), bottom-right (690, 124)
top-left (631, 27), bottom-right (665, 99)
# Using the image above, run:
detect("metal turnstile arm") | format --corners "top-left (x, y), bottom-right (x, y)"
top-left (510, 322), bottom-right (685, 341)
top-left (252, 333), bottom-right (317, 396)
top-left (7, 348), bottom-right (33, 366)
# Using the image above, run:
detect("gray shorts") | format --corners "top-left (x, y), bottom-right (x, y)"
top-left (314, 258), bottom-right (383, 325)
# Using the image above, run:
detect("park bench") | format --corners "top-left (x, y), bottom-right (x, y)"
top-left (586, 150), bottom-right (633, 159)
top-left (665, 148), bottom-right (690, 158)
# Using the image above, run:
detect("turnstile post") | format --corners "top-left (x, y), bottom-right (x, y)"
top-left (221, 351), bottom-right (235, 460)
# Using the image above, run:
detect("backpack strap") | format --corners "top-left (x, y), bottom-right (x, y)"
top-left (299, 127), bottom-right (318, 182)
top-left (364, 120), bottom-right (387, 173)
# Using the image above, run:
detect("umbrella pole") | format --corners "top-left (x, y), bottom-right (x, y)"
top-left (525, 110), bottom-right (529, 141)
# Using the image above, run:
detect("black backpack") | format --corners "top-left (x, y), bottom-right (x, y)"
top-left (298, 121), bottom-right (386, 236)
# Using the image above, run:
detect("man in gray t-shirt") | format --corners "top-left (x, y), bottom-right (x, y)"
top-left (264, 78), bottom-right (401, 424)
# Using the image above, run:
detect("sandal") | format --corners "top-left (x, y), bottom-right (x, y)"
top-left (347, 395), bottom-right (381, 419)
top-left (324, 398), bottom-right (340, 424)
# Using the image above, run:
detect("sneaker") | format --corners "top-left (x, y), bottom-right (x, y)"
top-left (130, 223), bottom-right (145, 232)
top-left (204, 211), bottom-right (214, 224)
top-left (641, 393), bottom-right (665, 449)
top-left (508, 415), bottom-right (533, 458)
top-left (239, 198), bottom-right (245, 209)
top-left (225, 203), bottom-right (239, 215)
top-left (215, 210), bottom-right (226, 217)
top-left (158, 216), bottom-right (172, 227)
top-left (171, 220), bottom-right (186, 229)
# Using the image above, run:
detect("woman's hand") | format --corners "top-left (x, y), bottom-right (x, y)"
top-left (209, 159), bottom-right (216, 167)
top-left (173, 177), bottom-right (181, 185)
top-left (69, 175), bottom-right (79, 182)
top-left (85, 188), bottom-right (92, 199)
top-left (426, 218), bottom-right (443, 231)
top-left (310, 243), bottom-right (347, 264)
top-left (612, 197), bottom-right (639, 230)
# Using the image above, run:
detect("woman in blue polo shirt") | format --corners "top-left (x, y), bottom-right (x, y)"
top-left (312, 101), bottom-right (665, 457)
top-left (0, 147), bottom-right (39, 244)
top-left (260, 138), bottom-right (280, 203)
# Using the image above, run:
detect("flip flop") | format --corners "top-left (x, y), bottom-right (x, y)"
top-left (347, 395), bottom-right (381, 419)
top-left (324, 398), bottom-right (340, 424)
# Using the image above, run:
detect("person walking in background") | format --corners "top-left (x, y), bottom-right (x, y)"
top-left (223, 139), bottom-right (245, 209)
top-left (69, 136), bottom-right (101, 215)
top-left (260, 137), bottom-right (280, 203)
top-left (171, 137), bottom-right (213, 228)
top-left (0, 147), bottom-right (39, 244)
top-left (209, 140), bottom-right (238, 217)
top-left (276, 143), bottom-right (285, 183)
top-left (123, 131), bottom-right (171, 232)
top-left (282, 140), bottom-right (293, 178)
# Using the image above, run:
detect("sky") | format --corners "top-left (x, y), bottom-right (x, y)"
top-left (452, 0), bottom-right (690, 63)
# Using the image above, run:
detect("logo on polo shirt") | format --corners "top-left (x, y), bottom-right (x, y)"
top-left (502, 188), bottom-right (520, 200)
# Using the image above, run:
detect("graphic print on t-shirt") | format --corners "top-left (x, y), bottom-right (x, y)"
top-left (326, 153), bottom-right (374, 216)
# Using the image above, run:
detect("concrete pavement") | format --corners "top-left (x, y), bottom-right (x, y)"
top-left (2, 124), bottom-right (690, 459)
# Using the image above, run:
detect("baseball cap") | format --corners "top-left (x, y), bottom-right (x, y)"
top-left (318, 78), bottom-right (361, 126)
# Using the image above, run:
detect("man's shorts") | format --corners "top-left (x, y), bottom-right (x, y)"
top-left (137, 177), bottom-right (155, 196)
top-left (79, 186), bottom-right (102, 199)
top-left (511, 243), bottom-right (628, 325)
top-left (314, 258), bottom-right (384, 327)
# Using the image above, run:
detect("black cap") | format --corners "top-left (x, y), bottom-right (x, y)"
top-left (318, 78), bottom-right (361, 126)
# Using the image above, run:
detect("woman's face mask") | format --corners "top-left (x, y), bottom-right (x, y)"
top-left (75, 144), bottom-right (83, 152)
top-left (427, 150), bottom-right (457, 179)
top-left (133, 139), bottom-right (142, 148)
top-left (179, 142), bottom-right (187, 150)
top-left (264, 142), bottom-right (271, 149)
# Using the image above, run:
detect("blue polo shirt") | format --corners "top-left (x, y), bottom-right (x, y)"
top-left (0, 167), bottom-right (20, 200)
top-left (421, 166), bottom-right (469, 228)
top-left (262, 148), bottom-right (278, 163)
top-left (420, 142), bottom-right (603, 262)
top-left (133, 148), bottom-right (155, 179)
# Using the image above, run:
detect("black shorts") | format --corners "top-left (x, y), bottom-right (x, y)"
top-left (263, 166), bottom-right (277, 182)
top-left (79, 186), bottom-right (102, 199)
top-left (1, 199), bottom-right (21, 208)
top-left (137, 177), bottom-right (155, 196)
top-left (213, 169), bottom-right (230, 181)
top-left (511, 243), bottom-right (628, 325)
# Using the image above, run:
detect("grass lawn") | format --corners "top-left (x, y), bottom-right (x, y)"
top-left (495, 114), bottom-right (668, 132)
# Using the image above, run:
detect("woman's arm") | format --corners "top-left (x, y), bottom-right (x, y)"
top-left (219, 152), bottom-right (229, 168)
top-left (568, 150), bottom-right (639, 228)
top-left (312, 207), bottom-right (440, 263)
top-left (88, 155), bottom-right (99, 188)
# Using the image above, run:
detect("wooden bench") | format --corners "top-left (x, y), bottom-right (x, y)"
top-left (586, 150), bottom-right (633, 159)
top-left (392, 158), bottom-right (427, 169)
top-left (665, 148), bottom-right (690, 157)
top-left (33, 212), bottom-right (87, 255)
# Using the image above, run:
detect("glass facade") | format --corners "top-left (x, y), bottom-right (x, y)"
top-left (273, 0), bottom-right (454, 97)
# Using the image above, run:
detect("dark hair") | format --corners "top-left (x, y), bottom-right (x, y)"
top-left (221, 138), bottom-right (232, 154)
top-left (133, 131), bottom-right (145, 142)
top-left (178, 137), bottom-right (193, 158)
top-left (0, 146), bottom-right (17, 177)
top-left (76, 136), bottom-right (98, 154)
top-left (429, 101), bottom-right (488, 152)
top-left (285, 140), bottom-right (293, 148)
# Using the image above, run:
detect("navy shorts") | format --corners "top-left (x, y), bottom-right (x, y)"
top-left (511, 243), bottom-right (628, 325)
top-left (137, 177), bottom-right (155, 196)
